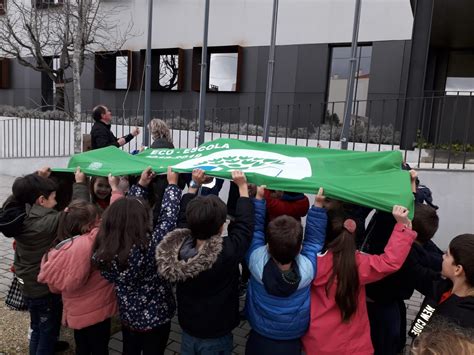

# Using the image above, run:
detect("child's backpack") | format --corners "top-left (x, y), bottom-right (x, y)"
top-left (0, 198), bottom-right (26, 238)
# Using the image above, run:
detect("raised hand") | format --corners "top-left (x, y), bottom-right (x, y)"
top-left (117, 177), bottom-right (130, 193)
top-left (392, 205), bottom-right (412, 229)
top-left (74, 167), bottom-right (86, 184)
top-left (314, 187), bottom-right (325, 208)
top-left (167, 166), bottom-right (179, 185)
top-left (191, 168), bottom-right (207, 186)
top-left (108, 174), bottom-right (120, 192)
top-left (232, 171), bottom-right (248, 198)
top-left (37, 167), bottom-right (52, 178)
top-left (132, 127), bottom-right (140, 137)
top-left (232, 171), bottom-right (247, 187)
top-left (139, 167), bottom-right (155, 188)
top-left (256, 185), bottom-right (266, 200)
top-left (409, 169), bottom-right (418, 193)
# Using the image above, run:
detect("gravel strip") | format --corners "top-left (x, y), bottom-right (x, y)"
top-left (0, 301), bottom-right (75, 354)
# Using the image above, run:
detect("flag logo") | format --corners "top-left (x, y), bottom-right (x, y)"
top-left (173, 149), bottom-right (312, 179)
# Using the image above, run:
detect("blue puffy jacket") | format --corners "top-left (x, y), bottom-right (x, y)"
top-left (245, 198), bottom-right (327, 340)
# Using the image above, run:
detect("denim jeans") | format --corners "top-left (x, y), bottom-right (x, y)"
top-left (25, 293), bottom-right (62, 355)
top-left (181, 331), bottom-right (233, 355)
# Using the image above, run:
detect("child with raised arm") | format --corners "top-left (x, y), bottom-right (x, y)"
top-left (92, 167), bottom-right (181, 355)
top-left (12, 167), bottom-right (88, 354)
top-left (302, 205), bottom-right (417, 355)
top-left (156, 170), bottom-right (254, 355)
top-left (38, 174), bottom-right (124, 355)
top-left (244, 187), bottom-right (327, 355)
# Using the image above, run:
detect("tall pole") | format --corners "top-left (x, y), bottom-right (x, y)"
top-left (143, 0), bottom-right (154, 147)
top-left (198, 0), bottom-right (210, 145)
top-left (340, 0), bottom-right (362, 150)
top-left (262, 0), bottom-right (279, 143)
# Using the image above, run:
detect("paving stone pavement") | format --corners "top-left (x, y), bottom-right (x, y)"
top-left (0, 175), bottom-right (16, 300)
top-left (0, 174), bottom-right (422, 354)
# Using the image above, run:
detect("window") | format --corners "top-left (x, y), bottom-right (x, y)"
top-left (95, 51), bottom-right (134, 90)
top-left (52, 57), bottom-right (61, 95)
top-left (445, 77), bottom-right (474, 96)
top-left (0, 0), bottom-right (6, 15)
top-left (192, 45), bottom-right (242, 92)
top-left (33, 0), bottom-right (64, 9)
top-left (445, 52), bottom-right (474, 96)
top-left (0, 58), bottom-right (10, 89)
top-left (326, 45), bottom-right (372, 124)
top-left (115, 55), bottom-right (128, 89)
top-left (139, 48), bottom-right (184, 91)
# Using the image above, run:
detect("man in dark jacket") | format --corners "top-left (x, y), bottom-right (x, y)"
top-left (156, 170), bottom-right (254, 354)
top-left (90, 105), bottom-right (140, 150)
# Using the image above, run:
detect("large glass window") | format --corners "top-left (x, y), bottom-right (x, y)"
top-left (158, 54), bottom-right (180, 90)
top-left (115, 55), bottom-right (129, 89)
top-left (327, 45), bottom-right (372, 124)
top-left (192, 45), bottom-right (242, 92)
top-left (445, 51), bottom-right (474, 96)
top-left (139, 48), bottom-right (183, 91)
top-left (209, 53), bottom-right (239, 92)
top-left (95, 51), bottom-right (133, 90)
top-left (445, 77), bottom-right (474, 96)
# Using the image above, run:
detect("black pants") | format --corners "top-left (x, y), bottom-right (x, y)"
top-left (241, 263), bottom-right (251, 283)
top-left (397, 299), bottom-right (408, 352)
top-left (122, 322), bottom-right (171, 355)
top-left (74, 318), bottom-right (111, 355)
top-left (367, 301), bottom-right (401, 355)
top-left (245, 330), bottom-right (301, 355)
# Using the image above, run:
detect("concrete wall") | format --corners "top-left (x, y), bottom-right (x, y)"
top-left (416, 170), bottom-right (474, 250)
top-left (122, 0), bottom-right (413, 49)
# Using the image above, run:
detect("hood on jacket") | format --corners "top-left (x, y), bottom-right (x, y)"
top-left (156, 228), bottom-right (223, 283)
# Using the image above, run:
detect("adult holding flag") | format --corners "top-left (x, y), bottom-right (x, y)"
top-left (90, 105), bottom-right (140, 150)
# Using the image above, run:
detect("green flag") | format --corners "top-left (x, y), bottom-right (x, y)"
top-left (55, 138), bottom-right (413, 216)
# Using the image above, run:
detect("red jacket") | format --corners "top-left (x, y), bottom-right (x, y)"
top-left (302, 223), bottom-right (417, 355)
top-left (264, 189), bottom-right (309, 222)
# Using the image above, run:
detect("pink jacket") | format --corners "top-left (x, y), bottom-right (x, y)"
top-left (302, 223), bottom-right (417, 355)
top-left (38, 191), bottom-right (123, 329)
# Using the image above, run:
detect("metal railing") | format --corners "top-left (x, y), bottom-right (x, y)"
top-left (1, 95), bottom-right (474, 170)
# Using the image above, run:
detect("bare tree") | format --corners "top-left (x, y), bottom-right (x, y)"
top-left (0, 0), bottom-right (132, 153)
top-left (159, 54), bottom-right (179, 90)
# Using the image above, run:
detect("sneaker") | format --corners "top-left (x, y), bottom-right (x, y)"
top-left (54, 340), bottom-right (70, 353)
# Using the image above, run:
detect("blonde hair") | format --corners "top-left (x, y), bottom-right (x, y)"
top-left (411, 320), bottom-right (474, 355)
top-left (149, 119), bottom-right (172, 143)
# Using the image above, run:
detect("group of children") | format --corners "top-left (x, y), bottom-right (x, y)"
top-left (1, 164), bottom-right (474, 355)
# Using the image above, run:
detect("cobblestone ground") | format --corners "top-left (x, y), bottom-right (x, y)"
top-left (0, 174), bottom-right (421, 354)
